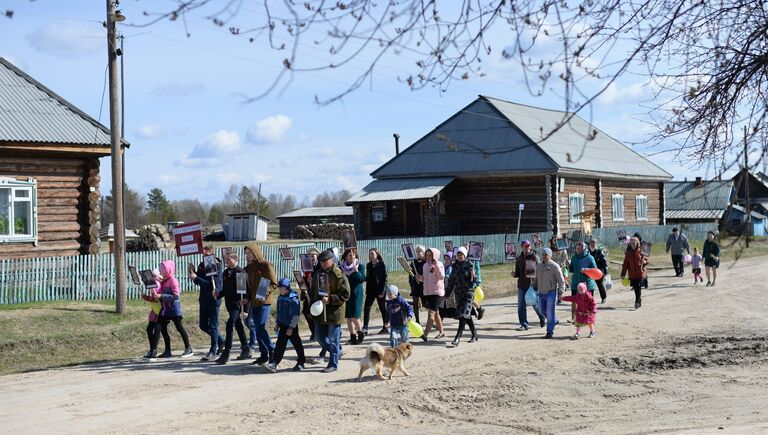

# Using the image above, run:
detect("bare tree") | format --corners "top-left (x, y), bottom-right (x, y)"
top-left (125, 0), bottom-right (767, 168)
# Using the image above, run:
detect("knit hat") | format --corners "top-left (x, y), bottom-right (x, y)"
top-left (278, 277), bottom-right (291, 289)
top-left (306, 247), bottom-right (321, 255)
top-left (456, 247), bottom-right (468, 257)
top-left (577, 282), bottom-right (587, 292)
top-left (542, 248), bottom-right (553, 256)
top-left (444, 251), bottom-right (454, 259)
top-left (521, 240), bottom-right (531, 247)
top-left (387, 285), bottom-right (399, 297)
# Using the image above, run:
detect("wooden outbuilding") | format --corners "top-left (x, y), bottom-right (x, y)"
top-left (0, 57), bottom-right (118, 258)
top-left (347, 95), bottom-right (672, 239)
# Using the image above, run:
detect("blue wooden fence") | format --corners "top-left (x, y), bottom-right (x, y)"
top-left (0, 223), bottom-right (717, 305)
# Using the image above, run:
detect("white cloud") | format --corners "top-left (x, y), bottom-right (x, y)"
top-left (335, 175), bottom-right (362, 192)
top-left (156, 173), bottom-right (189, 186)
top-left (190, 130), bottom-right (242, 158)
top-left (177, 156), bottom-right (223, 168)
top-left (134, 123), bottom-right (167, 140)
top-left (247, 114), bottom-right (292, 143)
top-left (26, 21), bottom-right (102, 57)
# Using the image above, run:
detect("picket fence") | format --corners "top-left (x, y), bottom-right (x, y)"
top-left (0, 223), bottom-right (717, 305)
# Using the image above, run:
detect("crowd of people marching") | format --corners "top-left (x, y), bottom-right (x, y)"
top-left (138, 228), bottom-right (721, 374)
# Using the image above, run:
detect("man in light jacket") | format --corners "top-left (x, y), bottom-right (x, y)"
top-left (535, 248), bottom-right (565, 339)
top-left (665, 227), bottom-right (690, 277)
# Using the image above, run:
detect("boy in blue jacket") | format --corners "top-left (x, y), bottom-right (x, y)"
top-left (189, 245), bottom-right (225, 361)
top-left (266, 278), bottom-right (306, 372)
top-left (385, 285), bottom-right (414, 348)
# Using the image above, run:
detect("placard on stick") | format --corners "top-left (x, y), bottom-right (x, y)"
top-left (128, 265), bottom-right (141, 286)
top-left (255, 277), bottom-right (270, 300)
top-left (139, 269), bottom-right (158, 289)
top-left (342, 229), bottom-right (357, 249)
top-left (279, 247), bottom-right (294, 261)
top-left (401, 243), bottom-right (416, 261)
top-left (299, 254), bottom-right (313, 273)
top-left (172, 222), bottom-right (203, 256)
top-left (236, 272), bottom-right (248, 295)
top-left (504, 243), bottom-right (517, 261)
top-left (397, 256), bottom-right (414, 275)
top-left (468, 241), bottom-right (484, 262)
top-left (293, 270), bottom-right (308, 291)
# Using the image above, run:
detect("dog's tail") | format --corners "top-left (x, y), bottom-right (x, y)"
top-left (366, 343), bottom-right (385, 363)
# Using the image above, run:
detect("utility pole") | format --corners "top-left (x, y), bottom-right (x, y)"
top-left (744, 125), bottom-right (750, 248)
top-left (255, 182), bottom-right (262, 240)
top-left (107, 1), bottom-right (127, 314)
top-left (120, 34), bottom-right (126, 219)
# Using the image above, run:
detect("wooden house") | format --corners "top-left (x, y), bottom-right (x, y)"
top-left (0, 57), bottom-right (116, 258)
top-left (347, 95), bottom-right (672, 239)
top-left (664, 178), bottom-right (732, 224)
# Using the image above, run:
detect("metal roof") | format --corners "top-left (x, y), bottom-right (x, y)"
top-left (371, 95), bottom-right (671, 181)
top-left (0, 57), bottom-right (113, 148)
top-left (731, 204), bottom-right (768, 220)
top-left (277, 206), bottom-right (353, 218)
top-left (664, 209), bottom-right (724, 220)
top-left (665, 181), bottom-right (732, 210)
top-left (346, 177), bottom-right (454, 203)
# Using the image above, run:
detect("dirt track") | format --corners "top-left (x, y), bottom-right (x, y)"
top-left (2, 256), bottom-right (767, 434)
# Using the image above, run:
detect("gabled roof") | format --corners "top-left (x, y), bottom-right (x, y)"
top-left (277, 206), bottom-right (353, 218)
top-left (371, 95), bottom-right (671, 181)
top-left (665, 180), bottom-right (732, 211)
top-left (0, 57), bottom-right (114, 153)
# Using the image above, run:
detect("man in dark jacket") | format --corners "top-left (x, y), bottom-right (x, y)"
top-left (215, 253), bottom-right (250, 364)
top-left (588, 239), bottom-right (608, 304)
top-left (310, 249), bottom-right (350, 373)
top-left (665, 227), bottom-right (690, 277)
top-left (189, 244), bottom-right (225, 361)
top-left (513, 240), bottom-right (545, 330)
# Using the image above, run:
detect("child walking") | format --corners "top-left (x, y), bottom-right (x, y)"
top-left (216, 253), bottom-right (251, 364)
top-left (266, 278), bottom-right (306, 372)
top-left (691, 248), bottom-right (704, 284)
top-left (142, 269), bottom-right (169, 360)
top-left (385, 285), bottom-right (414, 348)
top-left (153, 260), bottom-right (194, 358)
top-left (561, 283), bottom-right (597, 339)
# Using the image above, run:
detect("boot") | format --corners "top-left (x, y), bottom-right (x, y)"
top-left (356, 331), bottom-right (364, 344)
top-left (215, 349), bottom-right (230, 365)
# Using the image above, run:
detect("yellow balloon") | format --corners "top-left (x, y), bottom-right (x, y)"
top-left (474, 286), bottom-right (485, 303)
top-left (407, 320), bottom-right (424, 338)
top-left (621, 277), bottom-right (630, 287)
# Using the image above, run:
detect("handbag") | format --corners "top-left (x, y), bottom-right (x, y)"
top-left (524, 285), bottom-right (539, 306)
top-left (603, 273), bottom-right (613, 290)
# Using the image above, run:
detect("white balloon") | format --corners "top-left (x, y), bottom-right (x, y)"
top-left (310, 300), bottom-right (324, 316)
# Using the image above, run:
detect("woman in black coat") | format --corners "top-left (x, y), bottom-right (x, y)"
top-left (363, 248), bottom-right (389, 335)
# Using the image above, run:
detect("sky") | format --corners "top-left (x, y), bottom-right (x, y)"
top-left (0, 1), bottom-right (741, 204)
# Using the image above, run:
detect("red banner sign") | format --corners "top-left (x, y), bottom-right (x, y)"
top-left (172, 222), bottom-right (203, 257)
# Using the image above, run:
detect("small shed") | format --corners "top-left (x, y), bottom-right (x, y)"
top-left (224, 212), bottom-right (269, 241)
top-left (276, 206), bottom-right (354, 238)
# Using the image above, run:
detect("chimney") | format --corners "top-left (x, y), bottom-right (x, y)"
top-left (695, 176), bottom-right (703, 187)
top-left (393, 133), bottom-right (400, 156)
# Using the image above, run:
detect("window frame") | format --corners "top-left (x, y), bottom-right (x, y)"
top-left (611, 194), bottom-right (625, 222)
top-left (635, 195), bottom-right (649, 221)
top-left (0, 177), bottom-right (38, 243)
top-left (568, 193), bottom-right (585, 224)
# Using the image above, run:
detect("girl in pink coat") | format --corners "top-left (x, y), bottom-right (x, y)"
top-left (561, 282), bottom-right (597, 339)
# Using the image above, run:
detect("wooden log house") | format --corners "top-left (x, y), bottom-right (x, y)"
top-left (347, 95), bottom-right (672, 239)
top-left (0, 57), bottom-right (118, 259)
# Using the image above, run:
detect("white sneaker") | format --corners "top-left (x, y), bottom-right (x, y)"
top-left (265, 362), bottom-right (277, 373)
top-left (573, 332), bottom-right (580, 340)
top-left (180, 348), bottom-right (194, 358)
top-left (588, 331), bottom-right (596, 338)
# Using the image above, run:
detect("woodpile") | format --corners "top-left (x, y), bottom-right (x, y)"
top-left (292, 223), bottom-right (354, 240)
top-left (133, 224), bottom-right (173, 251)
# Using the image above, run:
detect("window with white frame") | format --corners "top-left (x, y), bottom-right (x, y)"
top-left (636, 195), bottom-right (648, 221)
top-left (569, 193), bottom-right (584, 223)
top-left (612, 194), bottom-right (625, 221)
top-left (0, 178), bottom-right (37, 242)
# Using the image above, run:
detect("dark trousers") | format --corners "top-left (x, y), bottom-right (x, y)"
top-left (412, 296), bottom-right (421, 324)
top-left (595, 277), bottom-right (607, 301)
top-left (671, 254), bottom-right (684, 276)
top-left (363, 293), bottom-right (388, 330)
top-left (630, 278), bottom-right (642, 305)
top-left (271, 325), bottom-right (306, 366)
top-left (224, 305), bottom-right (248, 351)
top-left (154, 315), bottom-right (191, 350)
top-left (147, 320), bottom-right (170, 352)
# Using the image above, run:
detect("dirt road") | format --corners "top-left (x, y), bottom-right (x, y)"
top-left (1, 256), bottom-right (767, 434)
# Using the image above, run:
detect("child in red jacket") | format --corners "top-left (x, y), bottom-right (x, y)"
top-left (561, 283), bottom-right (597, 339)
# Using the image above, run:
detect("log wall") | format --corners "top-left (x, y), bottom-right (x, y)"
top-left (601, 180), bottom-right (664, 226)
top-left (0, 154), bottom-right (100, 259)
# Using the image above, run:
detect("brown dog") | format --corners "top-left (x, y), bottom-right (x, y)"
top-left (357, 342), bottom-right (413, 381)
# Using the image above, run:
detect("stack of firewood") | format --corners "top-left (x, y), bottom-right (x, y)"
top-left (292, 223), bottom-right (354, 240)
